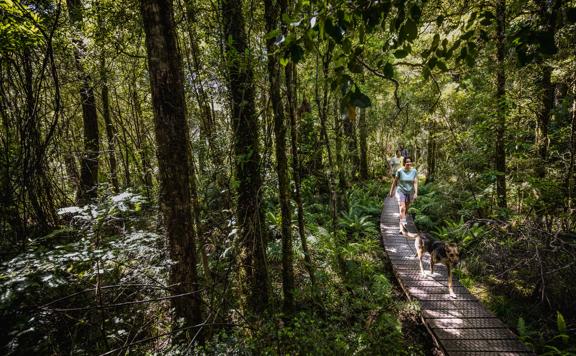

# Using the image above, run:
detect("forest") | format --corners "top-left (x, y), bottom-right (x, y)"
top-left (1, 0), bottom-right (575, 354)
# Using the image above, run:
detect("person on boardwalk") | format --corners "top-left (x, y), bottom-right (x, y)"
top-left (389, 150), bottom-right (403, 177)
top-left (399, 144), bottom-right (409, 160)
top-left (389, 157), bottom-right (418, 228)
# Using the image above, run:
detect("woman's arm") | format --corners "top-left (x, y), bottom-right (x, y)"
top-left (413, 174), bottom-right (418, 200)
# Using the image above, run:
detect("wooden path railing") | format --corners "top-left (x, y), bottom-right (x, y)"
top-left (380, 197), bottom-right (534, 355)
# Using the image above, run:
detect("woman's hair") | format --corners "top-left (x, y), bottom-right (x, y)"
top-left (404, 156), bottom-right (413, 164)
top-left (396, 149), bottom-right (401, 155)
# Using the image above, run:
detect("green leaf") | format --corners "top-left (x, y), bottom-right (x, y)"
top-left (350, 90), bottom-right (371, 108)
top-left (410, 5), bottom-right (422, 21)
top-left (279, 57), bottom-right (289, 67)
top-left (428, 56), bottom-right (437, 69)
top-left (461, 29), bottom-right (475, 41)
top-left (348, 59), bottom-right (364, 73)
top-left (393, 48), bottom-right (409, 58)
top-left (458, 46), bottom-right (468, 61)
top-left (465, 53), bottom-right (475, 67)
top-left (517, 317), bottom-right (527, 337)
top-left (556, 311), bottom-right (566, 334)
top-left (436, 15), bottom-right (445, 26)
top-left (431, 34), bottom-right (440, 50)
top-left (325, 17), bottom-right (343, 43)
top-left (383, 62), bottom-right (394, 79)
top-left (404, 19), bottom-right (418, 41)
top-left (264, 29), bottom-right (281, 41)
top-left (289, 44), bottom-right (304, 63)
top-left (421, 48), bottom-right (431, 58)
top-left (422, 66), bottom-right (431, 80)
top-left (281, 13), bottom-right (292, 25)
top-left (342, 38), bottom-right (352, 53)
top-left (436, 60), bottom-right (448, 71)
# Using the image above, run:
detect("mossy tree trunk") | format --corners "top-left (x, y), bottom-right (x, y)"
top-left (495, 0), bottom-right (507, 209)
top-left (222, 0), bottom-right (270, 314)
top-left (264, 0), bottom-right (294, 315)
top-left (140, 0), bottom-right (203, 340)
top-left (67, 0), bottom-right (99, 204)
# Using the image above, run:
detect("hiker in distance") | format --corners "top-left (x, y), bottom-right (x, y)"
top-left (389, 157), bottom-right (418, 229)
top-left (389, 149), bottom-right (403, 178)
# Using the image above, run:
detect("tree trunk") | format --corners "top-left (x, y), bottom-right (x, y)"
top-left (286, 63), bottom-right (316, 288)
top-left (566, 91), bottom-right (576, 229)
top-left (264, 0), bottom-right (294, 314)
top-left (344, 104), bottom-right (360, 180)
top-left (111, 86), bottom-right (132, 188)
top-left (183, 0), bottom-right (219, 165)
top-left (222, 0), bottom-right (269, 314)
top-left (534, 0), bottom-right (561, 178)
top-left (425, 123), bottom-right (436, 184)
top-left (96, 5), bottom-right (119, 194)
top-left (316, 45), bottom-right (338, 232)
top-left (100, 56), bottom-right (119, 193)
top-left (0, 70), bottom-right (25, 245)
top-left (22, 48), bottom-right (58, 231)
top-left (359, 108), bottom-right (368, 180)
top-left (130, 73), bottom-right (153, 197)
top-left (336, 104), bottom-right (347, 195)
top-left (495, 0), bottom-right (507, 209)
top-left (140, 0), bottom-right (203, 340)
top-left (67, 0), bottom-right (99, 204)
top-left (535, 65), bottom-right (553, 178)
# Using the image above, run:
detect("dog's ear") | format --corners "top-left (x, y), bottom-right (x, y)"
top-left (448, 243), bottom-right (459, 253)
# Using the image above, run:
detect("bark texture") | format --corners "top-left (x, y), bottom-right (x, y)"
top-left (495, 0), bottom-right (507, 209)
top-left (140, 0), bottom-right (203, 337)
top-left (264, 0), bottom-right (294, 314)
top-left (67, 0), bottom-right (100, 204)
top-left (222, 0), bottom-right (269, 313)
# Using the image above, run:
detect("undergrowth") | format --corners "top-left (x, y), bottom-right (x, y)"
top-left (1, 180), bottom-right (429, 355)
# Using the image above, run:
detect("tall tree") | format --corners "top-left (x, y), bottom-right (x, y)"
top-left (264, 0), bottom-right (294, 314)
top-left (139, 0), bottom-right (203, 338)
top-left (96, 5), bottom-right (119, 193)
top-left (22, 48), bottom-right (58, 231)
top-left (534, 0), bottom-right (561, 178)
top-left (425, 121), bottom-right (437, 184)
top-left (286, 64), bottom-right (316, 288)
top-left (222, 0), bottom-right (269, 313)
top-left (358, 107), bottom-right (368, 180)
top-left (66, 0), bottom-right (99, 204)
top-left (344, 104), bottom-right (360, 180)
top-left (495, 0), bottom-right (507, 209)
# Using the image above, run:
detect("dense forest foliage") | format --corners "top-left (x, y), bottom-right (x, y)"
top-left (1, 0), bottom-right (575, 354)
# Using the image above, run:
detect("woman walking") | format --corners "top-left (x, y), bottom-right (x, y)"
top-left (389, 150), bottom-right (403, 177)
top-left (389, 157), bottom-right (418, 228)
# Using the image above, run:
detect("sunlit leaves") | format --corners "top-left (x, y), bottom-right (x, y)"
top-left (0, 0), bottom-right (44, 53)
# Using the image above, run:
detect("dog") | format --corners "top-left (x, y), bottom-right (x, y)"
top-left (415, 232), bottom-right (460, 298)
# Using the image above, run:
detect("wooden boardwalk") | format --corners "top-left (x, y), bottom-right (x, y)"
top-left (380, 197), bottom-right (534, 355)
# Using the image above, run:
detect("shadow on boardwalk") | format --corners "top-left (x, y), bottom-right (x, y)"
top-left (380, 197), bottom-right (534, 356)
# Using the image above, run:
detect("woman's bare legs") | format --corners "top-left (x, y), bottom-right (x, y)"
top-left (399, 201), bottom-right (407, 222)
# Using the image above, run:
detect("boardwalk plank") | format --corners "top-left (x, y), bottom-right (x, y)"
top-left (442, 339), bottom-right (530, 352)
top-left (449, 353), bottom-right (532, 356)
top-left (427, 318), bottom-right (508, 329)
top-left (423, 307), bottom-right (494, 319)
top-left (433, 328), bottom-right (518, 340)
